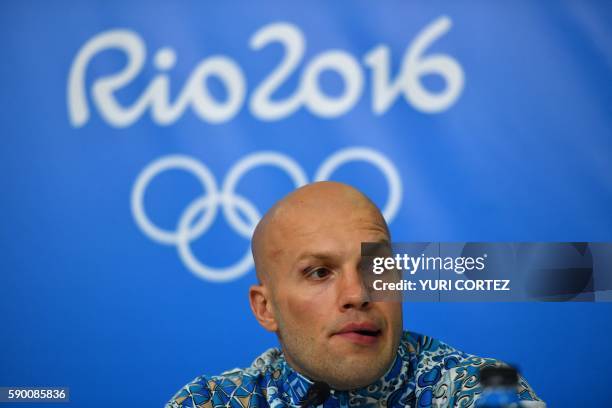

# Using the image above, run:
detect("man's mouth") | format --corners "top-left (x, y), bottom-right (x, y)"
top-left (334, 323), bottom-right (382, 346)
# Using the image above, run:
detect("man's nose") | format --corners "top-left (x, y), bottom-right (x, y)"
top-left (338, 267), bottom-right (371, 310)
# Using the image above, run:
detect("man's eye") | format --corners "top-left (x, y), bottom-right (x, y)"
top-left (307, 267), bottom-right (331, 280)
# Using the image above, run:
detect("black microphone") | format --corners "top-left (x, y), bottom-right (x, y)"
top-left (300, 381), bottom-right (330, 408)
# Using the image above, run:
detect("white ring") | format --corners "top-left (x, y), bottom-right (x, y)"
top-left (314, 147), bottom-right (402, 222)
top-left (131, 155), bottom-right (219, 245)
top-left (176, 195), bottom-right (258, 282)
top-left (222, 151), bottom-right (308, 237)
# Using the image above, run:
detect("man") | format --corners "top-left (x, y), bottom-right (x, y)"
top-left (167, 182), bottom-right (544, 407)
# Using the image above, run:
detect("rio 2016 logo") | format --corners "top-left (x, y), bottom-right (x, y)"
top-left (67, 16), bottom-right (464, 127)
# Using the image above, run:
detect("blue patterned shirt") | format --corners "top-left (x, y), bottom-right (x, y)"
top-left (166, 331), bottom-right (544, 407)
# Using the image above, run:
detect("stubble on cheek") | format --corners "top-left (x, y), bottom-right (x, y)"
top-left (274, 288), bottom-right (332, 377)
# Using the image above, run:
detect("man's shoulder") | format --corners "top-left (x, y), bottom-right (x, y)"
top-left (402, 332), bottom-right (544, 407)
top-left (431, 357), bottom-right (544, 407)
top-left (402, 331), bottom-right (477, 391)
top-left (404, 331), bottom-right (518, 372)
top-left (165, 348), bottom-right (282, 408)
top-left (402, 331), bottom-right (474, 370)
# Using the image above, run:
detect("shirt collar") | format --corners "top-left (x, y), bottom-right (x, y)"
top-left (274, 336), bottom-right (416, 407)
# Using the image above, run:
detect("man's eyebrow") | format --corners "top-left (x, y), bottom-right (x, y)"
top-left (293, 251), bottom-right (338, 265)
top-left (375, 238), bottom-right (391, 247)
top-left (361, 238), bottom-right (392, 256)
top-left (293, 238), bottom-right (391, 266)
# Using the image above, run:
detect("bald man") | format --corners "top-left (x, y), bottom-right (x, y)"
top-left (166, 182), bottom-right (544, 408)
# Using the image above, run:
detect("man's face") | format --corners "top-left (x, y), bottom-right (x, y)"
top-left (263, 203), bottom-right (403, 390)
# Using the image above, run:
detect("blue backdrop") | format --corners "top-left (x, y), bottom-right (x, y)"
top-left (1, 1), bottom-right (611, 407)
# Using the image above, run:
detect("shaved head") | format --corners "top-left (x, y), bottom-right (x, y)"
top-left (251, 181), bottom-right (389, 284)
top-left (247, 181), bottom-right (401, 390)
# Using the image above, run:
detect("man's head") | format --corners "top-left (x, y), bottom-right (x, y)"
top-left (249, 181), bottom-right (403, 390)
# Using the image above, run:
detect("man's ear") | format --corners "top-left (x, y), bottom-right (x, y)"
top-left (249, 284), bottom-right (278, 332)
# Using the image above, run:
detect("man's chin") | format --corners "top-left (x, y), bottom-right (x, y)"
top-left (321, 357), bottom-right (390, 390)
top-left (325, 370), bottom-right (386, 391)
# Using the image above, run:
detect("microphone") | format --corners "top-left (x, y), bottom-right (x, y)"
top-left (300, 381), bottom-right (330, 408)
